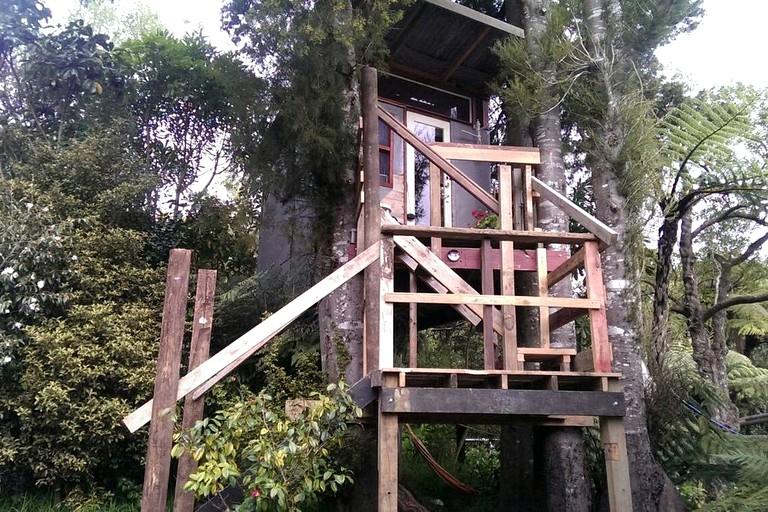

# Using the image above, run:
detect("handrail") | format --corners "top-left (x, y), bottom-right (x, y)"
top-left (122, 242), bottom-right (381, 433)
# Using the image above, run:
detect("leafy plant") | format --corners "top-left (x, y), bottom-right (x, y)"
top-left (174, 382), bottom-right (361, 511)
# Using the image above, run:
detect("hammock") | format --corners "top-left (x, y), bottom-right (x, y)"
top-left (404, 424), bottom-right (479, 495)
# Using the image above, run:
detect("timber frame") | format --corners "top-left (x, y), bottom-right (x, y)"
top-left (125, 67), bottom-right (633, 511)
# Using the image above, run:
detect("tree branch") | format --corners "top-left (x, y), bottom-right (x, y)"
top-left (703, 291), bottom-right (768, 322)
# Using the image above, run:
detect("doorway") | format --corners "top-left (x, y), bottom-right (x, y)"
top-left (406, 113), bottom-right (452, 226)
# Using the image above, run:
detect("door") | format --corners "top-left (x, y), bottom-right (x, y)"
top-left (406, 113), bottom-right (452, 226)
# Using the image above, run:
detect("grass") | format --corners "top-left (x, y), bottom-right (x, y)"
top-left (0, 493), bottom-right (140, 512)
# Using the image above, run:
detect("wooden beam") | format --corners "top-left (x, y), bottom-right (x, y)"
top-left (524, 165), bottom-right (534, 230)
top-left (382, 224), bottom-right (598, 246)
top-left (437, 246), bottom-right (569, 272)
top-left (549, 307), bottom-right (588, 332)
top-left (481, 238), bottom-right (497, 370)
top-left (174, 269), bottom-right (216, 512)
top-left (398, 253), bottom-right (482, 325)
top-left (429, 142), bottom-right (540, 164)
top-left (379, 388), bottom-right (626, 417)
top-left (141, 249), bottom-right (191, 512)
top-left (429, 162), bottom-right (442, 229)
top-left (423, 0), bottom-right (525, 37)
top-left (531, 176), bottom-right (618, 245)
top-left (440, 26), bottom-right (490, 82)
top-left (584, 242), bottom-right (612, 373)
top-left (388, 2), bottom-right (425, 56)
top-left (380, 236), bottom-right (395, 368)
top-left (378, 373), bottom-right (399, 512)
top-left (123, 243), bottom-right (381, 433)
top-left (600, 380), bottom-right (633, 512)
top-left (385, 293), bottom-right (601, 309)
top-left (537, 246), bottom-right (550, 348)
top-left (379, 106), bottom-right (499, 213)
top-left (499, 164), bottom-right (518, 370)
top-left (548, 247), bottom-right (585, 287)
top-left (362, 66), bottom-right (381, 375)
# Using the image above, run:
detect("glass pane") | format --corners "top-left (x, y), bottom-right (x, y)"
top-left (378, 119), bottom-right (391, 147)
top-left (379, 150), bottom-right (391, 184)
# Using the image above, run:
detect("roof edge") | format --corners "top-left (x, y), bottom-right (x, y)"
top-left (424, 0), bottom-right (525, 38)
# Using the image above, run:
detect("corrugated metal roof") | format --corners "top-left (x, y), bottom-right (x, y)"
top-left (384, 0), bottom-right (523, 96)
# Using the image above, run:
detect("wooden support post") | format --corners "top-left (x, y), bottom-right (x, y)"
top-left (537, 245), bottom-right (550, 348)
top-left (141, 249), bottom-right (191, 512)
top-left (378, 373), bottom-right (399, 511)
top-left (408, 270), bottom-right (418, 368)
top-left (512, 167), bottom-right (523, 230)
top-left (362, 65), bottom-right (381, 374)
top-left (481, 238), bottom-right (496, 370)
top-left (429, 162), bottom-right (442, 253)
top-left (174, 269), bottom-right (216, 512)
top-left (584, 241), bottom-right (612, 372)
top-left (380, 236), bottom-right (394, 368)
top-left (524, 165), bottom-right (534, 230)
top-left (601, 381), bottom-right (633, 511)
top-left (498, 164), bottom-right (518, 370)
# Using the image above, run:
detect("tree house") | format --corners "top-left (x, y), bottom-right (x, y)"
top-left (125, 2), bottom-right (633, 511)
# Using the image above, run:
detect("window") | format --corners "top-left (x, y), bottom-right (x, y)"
top-left (379, 119), bottom-right (393, 187)
top-left (378, 73), bottom-right (472, 123)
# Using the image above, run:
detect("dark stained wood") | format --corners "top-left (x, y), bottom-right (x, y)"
top-left (549, 307), bottom-right (588, 332)
top-left (362, 66), bottom-right (381, 374)
top-left (382, 224), bottom-right (598, 246)
top-left (349, 375), bottom-right (377, 409)
top-left (379, 388), bottom-right (625, 417)
top-left (174, 269), bottom-right (217, 512)
top-left (141, 249), bottom-right (191, 512)
top-left (584, 241), bottom-right (612, 373)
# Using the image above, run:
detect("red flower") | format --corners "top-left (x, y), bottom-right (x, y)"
top-left (471, 210), bottom-right (486, 220)
top-left (251, 488), bottom-right (261, 498)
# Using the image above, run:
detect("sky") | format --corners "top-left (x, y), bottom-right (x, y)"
top-left (50, 0), bottom-right (768, 92)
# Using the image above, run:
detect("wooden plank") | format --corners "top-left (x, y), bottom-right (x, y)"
top-left (600, 379), bottom-right (633, 512)
top-left (380, 388), bottom-right (626, 417)
top-left (429, 142), bottom-right (541, 164)
top-left (517, 347), bottom-right (577, 356)
top-left (573, 350), bottom-right (595, 372)
top-left (548, 247), bottom-right (585, 287)
top-left (349, 375), bottom-right (376, 409)
top-left (424, 0), bottom-right (525, 37)
top-left (378, 373), bottom-right (399, 512)
top-left (549, 307), bottom-right (588, 331)
top-left (584, 242), bottom-right (612, 373)
top-left (398, 253), bottom-right (482, 325)
top-left (537, 246), bottom-right (550, 348)
top-left (141, 249), bottom-right (191, 512)
top-left (382, 224), bottom-right (598, 245)
top-left (531, 176), bottom-right (618, 245)
top-left (390, 225), bottom-right (505, 335)
top-left (429, 162), bottom-right (442, 255)
top-left (379, 106), bottom-right (499, 213)
top-left (379, 237), bottom-right (395, 368)
top-left (499, 164), bottom-right (517, 370)
top-left (385, 293), bottom-right (602, 308)
top-left (436, 246), bottom-right (569, 272)
top-left (362, 66), bottom-right (381, 376)
top-left (512, 167), bottom-right (523, 230)
top-left (375, 367), bottom-right (621, 380)
top-left (173, 269), bottom-right (217, 512)
top-left (481, 238), bottom-right (496, 370)
top-left (123, 243), bottom-right (381, 433)
top-left (524, 165), bottom-right (534, 230)
top-left (409, 271), bottom-right (418, 368)
top-left (441, 26), bottom-right (490, 82)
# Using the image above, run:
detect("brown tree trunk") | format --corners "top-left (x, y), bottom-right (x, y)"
top-left (651, 212), bottom-right (680, 370)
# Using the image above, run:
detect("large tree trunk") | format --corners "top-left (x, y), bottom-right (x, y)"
top-left (650, 212), bottom-right (680, 370)
top-left (582, 0), bottom-right (667, 509)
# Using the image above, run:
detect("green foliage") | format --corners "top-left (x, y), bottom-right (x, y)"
top-left (174, 382), bottom-right (361, 511)
top-left (416, 323), bottom-right (485, 370)
top-left (0, 491), bottom-right (140, 512)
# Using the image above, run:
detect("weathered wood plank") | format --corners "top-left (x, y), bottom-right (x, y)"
top-left (548, 247), bottom-right (585, 287)
top-left (385, 293), bottom-right (601, 309)
top-left (173, 269), bottom-right (216, 512)
top-left (584, 241), bottom-right (612, 373)
top-left (499, 164), bottom-right (518, 370)
top-left (382, 224), bottom-right (598, 245)
top-left (429, 142), bottom-right (540, 164)
top-left (549, 307), bottom-right (588, 331)
top-left (436, 246), bottom-right (569, 271)
top-left (601, 380), bottom-right (633, 512)
top-left (141, 249), bottom-right (191, 512)
top-left (379, 236), bottom-right (394, 368)
top-left (379, 106), bottom-right (499, 213)
top-left (481, 239), bottom-right (496, 370)
top-left (378, 373), bottom-right (399, 512)
top-left (524, 165), bottom-right (534, 230)
top-left (537, 245), bottom-right (550, 348)
top-left (408, 270), bottom-right (418, 368)
top-left (380, 388), bottom-right (625, 417)
top-left (531, 176), bottom-right (618, 245)
top-left (123, 243), bottom-right (380, 433)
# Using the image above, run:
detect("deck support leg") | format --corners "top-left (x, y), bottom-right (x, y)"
top-left (378, 374), bottom-right (399, 511)
top-left (600, 378), bottom-right (633, 511)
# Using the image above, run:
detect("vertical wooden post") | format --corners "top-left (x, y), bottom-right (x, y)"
top-left (498, 164), bottom-right (518, 370)
top-left (512, 167), bottom-right (523, 230)
top-left (408, 270), bottom-right (418, 368)
top-left (429, 162), bottom-right (442, 254)
top-left (380, 236), bottom-right (394, 368)
top-left (141, 249), bottom-right (191, 512)
top-left (524, 165), bottom-right (534, 230)
top-left (584, 241), bottom-right (612, 372)
top-left (537, 245), bottom-right (550, 349)
top-left (481, 238), bottom-right (496, 370)
top-left (362, 65), bottom-right (381, 374)
top-left (378, 373), bottom-right (399, 511)
top-left (601, 380), bottom-right (633, 511)
top-left (173, 269), bottom-right (217, 512)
